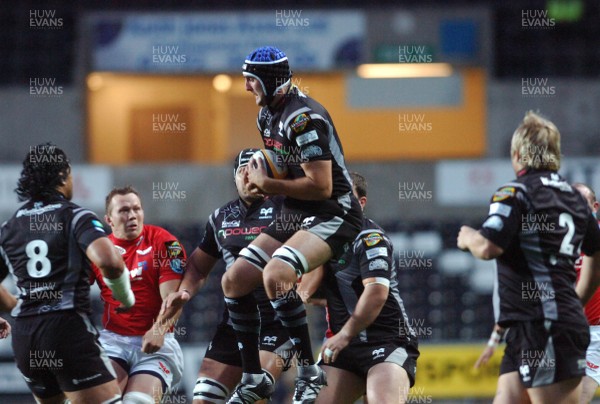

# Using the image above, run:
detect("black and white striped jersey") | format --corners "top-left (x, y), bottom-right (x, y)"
top-left (479, 169), bottom-right (600, 327)
top-left (0, 195), bottom-right (107, 317)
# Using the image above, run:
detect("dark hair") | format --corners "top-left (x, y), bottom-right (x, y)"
top-left (350, 172), bottom-right (367, 198)
top-left (16, 143), bottom-right (71, 202)
top-left (105, 186), bottom-right (141, 214)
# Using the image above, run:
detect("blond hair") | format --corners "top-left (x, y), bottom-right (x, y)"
top-left (511, 111), bottom-right (561, 171)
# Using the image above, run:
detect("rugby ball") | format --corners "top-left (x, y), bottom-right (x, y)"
top-left (252, 149), bottom-right (288, 179)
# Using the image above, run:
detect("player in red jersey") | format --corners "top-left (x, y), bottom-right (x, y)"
top-left (91, 186), bottom-right (186, 404)
top-left (573, 183), bottom-right (600, 403)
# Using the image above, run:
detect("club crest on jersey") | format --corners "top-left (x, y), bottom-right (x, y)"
top-left (363, 232), bottom-right (383, 247)
top-left (259, 207), bottom-right (273, 219)
top-left (492, 187), bottom-right (515, 202)
top-left (290, 113), bottom-right (310, 133)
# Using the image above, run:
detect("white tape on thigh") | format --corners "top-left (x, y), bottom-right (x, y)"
top-left (122, 391), bottom-right (153, 404)
top-left (193, 377), bottom-right (229, 403)
top-left (239, 245), bottom-right (271, 272)
top-left (272, 246), bottom-right (309, 278)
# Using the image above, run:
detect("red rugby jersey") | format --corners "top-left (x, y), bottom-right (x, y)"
top-left (91, 225), bottom-right (185, 335)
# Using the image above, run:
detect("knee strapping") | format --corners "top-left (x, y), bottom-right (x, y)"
top-left (122, 391), bottom-right (153, 404)
top-left (239, 245), bottom-right (270, 272)
top-left (193, 377), bottom-right (229, 403)
top-left (100, 395), bottom-right (123, 404)
top-left (272, 246), bottom-right (309, 278)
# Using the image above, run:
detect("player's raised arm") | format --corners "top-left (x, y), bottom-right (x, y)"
top-left (161, 247), bottom-right (218, 318)
top-left (86, 237), bottom-right (135, 308)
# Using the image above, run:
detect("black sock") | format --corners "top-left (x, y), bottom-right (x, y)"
top-left (270, 289), bottom-right (315, 366)
top-left (225, 293), bottom-right (262, 374)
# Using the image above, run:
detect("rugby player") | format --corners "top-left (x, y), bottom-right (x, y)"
top-left (91, 186), bottom-right (186, 404)
top-left (457, 112), bottom-right (600, 403)
top-left (573, 183), bottom-right (600, 403)
top-left (308, 172), bottom-right (419, 404)
top-left (0, 143), bottom-right (134, 404)
top-left (161, 149), bottom-right (293, 403)
top-left (221, 46), bottom-right (363, 403)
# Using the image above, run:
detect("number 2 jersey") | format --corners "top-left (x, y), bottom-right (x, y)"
top-left (0, 195), bottom-right (107, 317)
top-left (479, 169), bottom-right (600, 327)
top-left (90, 224), bottom-right (186, 336)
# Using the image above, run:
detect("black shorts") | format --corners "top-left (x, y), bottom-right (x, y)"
top-left (12, 311), bottom-right (116, 398)
top-left (263, 194), bottom-right (363, 259)
top-left (500, 320), bottom-right (589, 388)
top-left (317, 338), bottom-right (419, 388)
top-left (204, 323), bottom-right (293, 370)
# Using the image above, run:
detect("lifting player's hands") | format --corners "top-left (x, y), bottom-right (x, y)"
top-left (159, 289), bottom-right (190, 318)
top-left (0, 316), bottom-right (11, 339)
top-left (457, 225), bottom-right (476, 251)
top-left (246, 156), bottom-right (268, 196)
top-left (320, 329), bottom-right (352, 365)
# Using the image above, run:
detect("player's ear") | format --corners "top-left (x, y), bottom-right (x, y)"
top-left (104, 214), bottom-right (112, 226)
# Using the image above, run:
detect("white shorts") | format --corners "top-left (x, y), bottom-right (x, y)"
top-left (99, 329), bottom-right (184, 391)
top-left (585, 326), bottom-right (600, 384)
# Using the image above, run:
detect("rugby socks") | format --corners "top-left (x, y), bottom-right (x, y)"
top-left (225, 293), bottom-right (262, 374)
top-left (270, 289), bottom-right (315, 366)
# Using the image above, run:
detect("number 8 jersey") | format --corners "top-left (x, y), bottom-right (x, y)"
top-left (0, 195), bottom-right (108, 317)
top-left (478, 169), bottom-right (600, 327)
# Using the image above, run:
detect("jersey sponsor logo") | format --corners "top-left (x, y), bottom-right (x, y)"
top-left (295, 130), bottom-right (318, 146)
top-left (366, 247), bottom-right (388, 260)
top-left (587, 360), bottom-right (599, 370)
top-left (264, 138), bottom-right (284, 149)
top-left (363, 232), bottom-right (383, 247)
top-left (301, 145), bottom-right (322, 159)
top-left (130, 262), bottom-right (147, 280)
top-left (259, 207), bottom-right (274, 219)
top-left (217, 226), bottom-right (267, 239)
top-left (16, 203), bottom-right (62, 217)
top-left (222, 220), bottom-right (241, 228)
top-left (489, 202), bottom-right (512, 218)
top-left (158, 361), bottom-right (171, 375)
top-left (372, 347), bottom-right (385, 360)
top-left (492, 187), bottom-right (515, 202)
top-left (368, 258), bottom-right (388, 271)
top-left (290, 113), bottom-right (311, 133)
top-left (115, 245), bottom-right (126, 255)
top-left (136, 246), bottom-right (153, 255)
top-left (264, 128), bottom-right (271, 137)
top-left (482, 216), bottom-right (504, 231)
